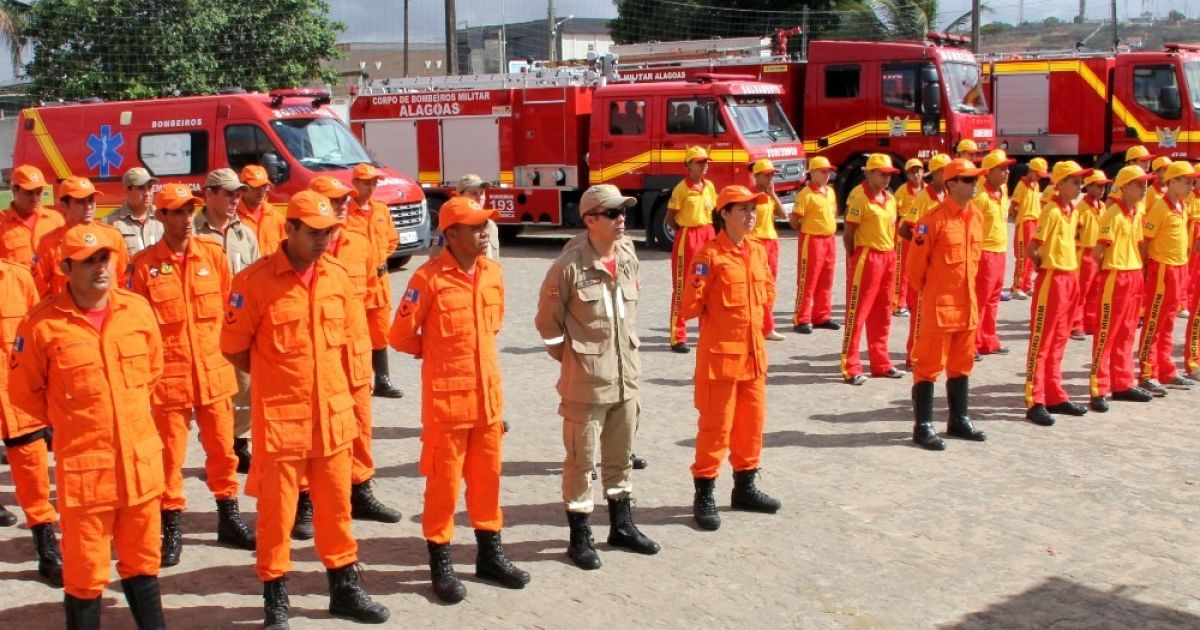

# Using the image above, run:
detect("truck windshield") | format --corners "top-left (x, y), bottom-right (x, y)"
top-left (270, 117), bottom-right (373, 169)
top-left (1186, 61), bottom-right (1200, 113)
top-left (726, 96), bottom-right (799, 144)
top-left (943, 62), bottom-right (989, 115)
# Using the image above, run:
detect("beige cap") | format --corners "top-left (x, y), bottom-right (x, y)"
top-left (205, 168), bottom-right (249, 191)
top-left (455, 174), bottom-right (491, 194)
top-left (580, 185), bottom-right (636, 216)
top-left (122, 167), bottom-right (158, 187)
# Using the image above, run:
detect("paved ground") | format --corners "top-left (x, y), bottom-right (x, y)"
top-left (1, 226), bottom-right (1199, 629)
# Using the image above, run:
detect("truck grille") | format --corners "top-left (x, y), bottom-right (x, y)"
top-left (390, 203), bottom-right (424, 229)
top-left (774, 159), bottom-right (807, 184)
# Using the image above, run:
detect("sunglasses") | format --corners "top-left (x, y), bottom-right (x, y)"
top-left (952, 176), bottom-right (979, 184)
top-left (587, 207), bottom-right (626, 220)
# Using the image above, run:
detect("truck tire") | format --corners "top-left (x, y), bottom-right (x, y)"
top-left (650, 200), bottom-right (676, 252)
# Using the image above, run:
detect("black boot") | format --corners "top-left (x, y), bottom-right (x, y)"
top-left (692, 477), bottom-right (721, 531)
top-left (371, 349), bottom-right (404, 398)
top-left (606, 497), bottom-right (661, 555)
top-left (474, 530), bottom-right (530, 589)
top-left (427, 541), bottom-right (466, 603)
top-left (327, 564), bottom-right (390, 624)
top-left (64, 594), bottom-right (102, 630)
top-left (565, 512), bottom-right (601, 570)
top-left (263, 577), bottom-right (290, 630)
top-left (160, 510), bottom-right (183, 567)
top-left (731, 469), bottom-right (782, 513)
top-left (0, 503), bottom-right (15, 527)
top-left (946, 376), bottom-right (987, 441)
top-left (630, 453), bottom-right (648, 470)
top-left (291, 491), bottom-right (314, 541)
top-left (912, 381), bottom-right (946, 451)
top-left (216, 498), bottom-right (256, 550)
top-left (120, 575), bottom-right (165, 630)
top-left (351, 480), bottom-right (402, 523)
top-left (233, 437), bottom-right (251, 474)
top-left (31, 522), bottom-right (63, 586)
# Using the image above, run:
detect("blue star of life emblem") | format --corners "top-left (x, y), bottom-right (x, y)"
top-left (86, 124), bottom-right (124, 178)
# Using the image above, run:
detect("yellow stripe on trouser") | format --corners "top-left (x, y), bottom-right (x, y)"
top-left (892, 237), bottom-right (904, 310)
top-left (1137, 263), bottom-right (1168, 381)
top-left (1011, 221), bottom-right (1027, 291)
top-left (1089, 271), bottom-right (1118, 398)
top-left (792, 234), bottom-right (811, 325)
top-left (669, 226), bottom-right (689, 343)
top-left (1024, 269), bottom-right (1056, 408)
top-left (1187, 294), bottom-right (1200, 374)
top-left (840, 249), bottom-right (869, 380)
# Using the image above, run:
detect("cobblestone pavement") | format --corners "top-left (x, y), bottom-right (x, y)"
top-left (1, 227), bottom-right (1198, 629)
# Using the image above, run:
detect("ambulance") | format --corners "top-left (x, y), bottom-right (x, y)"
top-left (10, 88), bottom-right (431, 263)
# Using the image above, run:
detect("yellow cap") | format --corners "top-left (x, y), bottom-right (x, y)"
top-left (1152, 156), bottom-right (1173, 172)
top-left (1027, 157), bottom-right (1050, 177)
top-left (1051, 160), bottom-right (1093, 184)
top-left (684, 146), bottom-right (710, 163)
top-left (903, 158), bottom-right (924, 172)
top-left (864, 153), bottom-right (899, 173)
top-left (1124, 145), bottom-right (1155, 163)
top-left (956, 139), bottom-right (981, 154)
top-left (808, 156), bottom-right (835, 172)
top-left (750, 158), bottom-right (778, 175)
top-left (1161, 160), bottom-right (1199, 183)
top-left (980, 149), bottom-right (1015, 172)
top-left (1083, 171), bottom-right (1112, 187)
top-left (926, 153), bottom-right (952, 174)
top-left (1113, 165), bottom-right (1155, 190)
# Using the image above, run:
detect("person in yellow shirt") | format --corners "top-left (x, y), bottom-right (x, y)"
top-left (1010, 157), bottom-right (1050, 299)
top-left (892, 158), bottom-right (924, 316)
top-left (1073, 171), bottom-right (1110, 340)
top-left (1137, 160), bottom-right (1200, 394)
top-left (840, 154), bottom-right (905, 384)
top-left (955, 139), bottom-right (983, 161)
top-left (789, 156), bottom-right (839, 334)
top-left (1124, 145), bottom-right (1155, 173)
top-left (974, 150), bottom-right (1014, 357)
top-left (1024, 161), bottom-right (1091, 426)
top-left (1186, 173), bottom-right (1200, 380)
top-left (1145, 156), bottom-right (1172, 217)
top-left (898, 153), bottom-right (950, 363)
top-left (666, 147), bottom-right (717, 353)
top-left (749, 159), bottom-right (788, 341)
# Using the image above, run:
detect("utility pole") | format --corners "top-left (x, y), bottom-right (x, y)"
top-left (1111, 0), bottom-right (1119, 48)
top-left (403, 0), bottom-right (410, 76)
top-left (548, 0), bottom-right (556, 63)
top-left (971, 0), bottom-right (981, 53)
top-left (445, 0), bottom-right (458, 75)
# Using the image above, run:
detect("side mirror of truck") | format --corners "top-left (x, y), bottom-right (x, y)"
top-left (261, 152), bottom-right (289, 184)
top-left (921, 82), bottom-right (941, 115)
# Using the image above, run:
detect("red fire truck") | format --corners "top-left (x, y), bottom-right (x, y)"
top-left (349, 67), bottom-right (808, 249)
top-left (11, 88), bottom-right (431, 263)
top-left (980, 44), bottom-right (1200, 172)
top-left (611, 31), bottom-right (996, 206)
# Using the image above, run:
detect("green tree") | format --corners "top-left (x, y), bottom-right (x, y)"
top-left (23, 0), bottom-right (344, 100)
top-left (0, 1), bottom-right (27, 75)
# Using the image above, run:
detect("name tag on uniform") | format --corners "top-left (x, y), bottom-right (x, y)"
top-left (575, 278), bottom-right (600, 289)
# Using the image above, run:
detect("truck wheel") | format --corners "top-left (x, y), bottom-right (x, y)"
top-left (497, 225), bottom-right (524, 244)
top-left (650, 201), bottom-right (676, 252)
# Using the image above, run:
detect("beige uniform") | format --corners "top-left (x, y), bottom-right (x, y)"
top-left (105, 203), bottom-right (164, 257)
top-left (535, 235), bottom-right (641, 513)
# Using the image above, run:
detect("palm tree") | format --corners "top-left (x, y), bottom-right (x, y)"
top-left (836, 0), bottom-right (985, 41)
top-left (0, 1), bottom-right (28, 77)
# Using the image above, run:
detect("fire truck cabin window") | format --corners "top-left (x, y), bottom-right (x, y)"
top-left (225, 124), bottom-right (281, 173)
top-left (882, 65), bottom-right (919, 112)
top-left (610, 100), bottom-right (646, 135)
top-left (1133, 65), bottom-right (1182, 120)
top-left (666, 98), bottom-right (725, 135)
top-left (825, 65), bottom-right (861, 99)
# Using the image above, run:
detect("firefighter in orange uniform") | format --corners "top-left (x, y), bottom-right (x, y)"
top-left (129, 183), bottom-right (256, 568)
top-left (841, 154), bottom-right (905, 384)
top-left (32, 177), bottom-right (129, 298)
top-left (789, 156), bottom-right (840, 334)
top-left (349, 163), bottom-right (405, 399)
top-left (0, 165), bottom-right (64, 268)
top-left (221, 190), bottom-right (390, 627)
top-left (1073, 171), bottom-right (1111, 339)
top-left (1137, 160), bottom-right (1200, 395)
top-left (237, 164), bottom-right (287, 257)
top-left (681, 185), bottom-right (780, 531)
top-left (892, 157), bottom-right (924, 316)
top-left (9, 224), bottom-right (166, 628)
top-left (899, 153), bottom-right (950, 363)
top-left (0, 257), bottom-right (62, 586)
top-left (390, 197), bottom-right (530, 604)
top-left (749, 158), bottom-right (788, 341)
top-left (1024, 161), bottom-right (1092, 426)
top-left (974, 150), bottom-right (1014, 357)
top-left (311, 175), bottom-right (402, 523)
top-left (666, 146), bottom-right (718, 353)
top-left (1089, 166), bottom-right (1156, 411)
top-left (1009, 157), bottom-right (1050, 299)
top-left (907, 159), bottom-right (989, 451)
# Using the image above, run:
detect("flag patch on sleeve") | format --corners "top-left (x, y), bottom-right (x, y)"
top-left (694, 262), bottom-right (708, 276)
top-left (13, 336), bottom-right (24, 353)
top-left (917, 224), bottom-right (929, 235)
top-left (405, 288), bottom-right (421, 303)
top-left (229, 293), bottom-right (245, 309)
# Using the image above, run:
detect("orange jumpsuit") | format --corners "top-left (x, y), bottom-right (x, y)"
top-left (901, 185), bottom-right (945, 359)
top-left (237, 199), bottom-right (287, 257)
top-left (680, 232), bottom-right (774, 479)
top-left (389, 249), bottom-right (505, 544)
top-left (0, 260), bottom-right (57, 528)
top-left (348, 197), bottom-right (398, 349)
top-left (0, 204), bottom-right (65, 269)
top-left (33, 223), bottom-right (129, 297)
top-left (129, 238), bottom-right (240, 511)
top-left (327, 230), bottom-right (379, 484)
top-left (9, 289), bottom-right (165, 599)
top-left (907, 197), bottom-right (983, 382)
top-left (220, 248), bottom-right (364, 581)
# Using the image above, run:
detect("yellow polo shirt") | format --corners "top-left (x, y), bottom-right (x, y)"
top-left (1034, 197), bottom-right (1080, 271)
top-left (668, 178), bottom-right (716, 228)
top-left (1145, 184), bottom-right (1166, 219)
top-left (974, 182), bottom-right (1009, 253)
top-left (846, 183), bottom-right (896, 252)
top-left (894, 182), bottom-right (921, 219)
top-left (1077, 197), bottom-right (1103, 250)
top-left (1142, 195), bottom-right (1190, 266)
top-left (791, 184), bottom-right (837, 236)
top-left (1097, 201), bottom-right (1142, 271)
top-left (1040, 183), bottom-right (1057, 207)
top-left (751, 198), bottom-right (779, 240)
top-left (1012, 180), bottom-right (1042, 224)
top-left (902, 185), bottom-right (945, 225)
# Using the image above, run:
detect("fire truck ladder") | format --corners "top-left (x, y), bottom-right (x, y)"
top-left (362, 66), bottom-right (602, 94)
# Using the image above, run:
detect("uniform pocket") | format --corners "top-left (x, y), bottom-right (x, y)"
top-left (481, 286), bottom-right (503, 333)
top-left (437, 290), bottom-right (473, 337)
top-left (321, 300), bottom-right (346, 347)
top-left (147, 280), bottom-right (185, 324)
top-left (119, 335), bottom-right (152, 388)
top-left (349, 335), bottom-right (373, 386)
top-left (59, 451), bottom-right (118, 508)
top-left (132, 438), bottom-right (165, 498)
top-left (431, 376), bottom-right (477, 419)
top-left (52, 342), bottom-right (106, 399)
top-left (268, 303), bottom-right (305, 353)
top-left (193, 278), bottom-right (223, 319)
top-left (943, 233), bottom-right (965, 264)
top-left (328, 391), bottom-right (359, 446)
top-left (706, 340), bottom-right (747, 380)
top-left (720, 281), bottom-right (748, 308)
top-left (263, 400), bottom-right (311, 453)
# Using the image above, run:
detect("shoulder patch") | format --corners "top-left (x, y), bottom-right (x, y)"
top-left (13, 336), bottom-right (24, 353)
top-left (404, 288), bottom-right (420, 303)
top-left (916, 224), bottom-right (929, 235)
top-left (229, 293), bottom-right (245, 309)
top-left (694, 262), bottom-right (708, 276)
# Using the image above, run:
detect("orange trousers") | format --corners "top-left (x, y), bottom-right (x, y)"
top-left (366, 306), bottom-right (390, 350)
top-left (154, 399), bottom-right (239, 511)
top-left (691, 375), bottom-right (765, 479)
top-left (420, 421), bottom-right (504, 544)
top-left (60, 498), bottom-right (160, 599)
top-left (251, 449), bottom-right (357, 581)
top-left (911, 299), bottom-right (976, 383)
top-left (4, 433), bottom-right (57, 526)
top-left (350, 383), bottom-right (375, 485)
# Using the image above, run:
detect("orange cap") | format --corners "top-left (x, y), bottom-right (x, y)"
top-left (352, 163), bottom-right (384, 181)
top-left (154, 183), bottom-right (204, 211)
top-left (943, 158), bottom-right (984, 181)
top-left (240, 165), bottom-right (270, 187)
top-left (309, 175), bottom-right (352, 199)
top-left (58, 176), bottom-right (97, 201)
top-left (287, 190), bottom-right (340, 229)
top-left (864, 153), bottom-right (899, 174)
top-left (61, 224), bottom-right (115, 262)
top-left (715, 185), bottom-right (768, 211)
top-left (11, 165), bottom-right (47, 191)
top-left (438, 196), bottom-right (499, 232)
